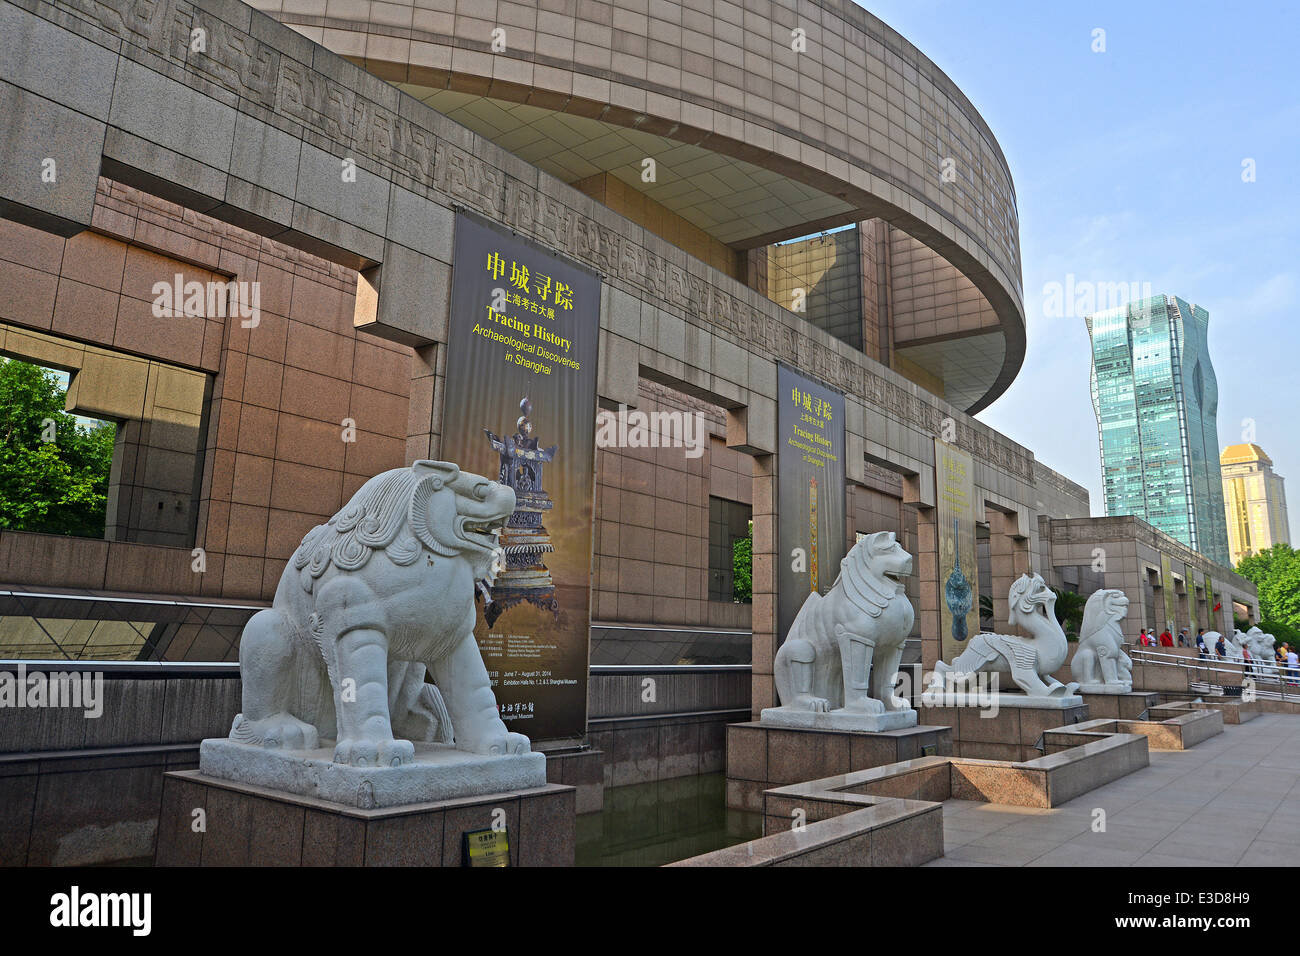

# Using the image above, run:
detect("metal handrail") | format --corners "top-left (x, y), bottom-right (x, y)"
top-left (1128, 645), bottom-right (1300, 702)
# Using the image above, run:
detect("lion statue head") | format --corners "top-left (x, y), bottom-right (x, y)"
top-left (1242, 627), bottom-right (1276, 661)
top-left (836, 530), bottom-right (913, 614)
top-left (292, 460), bottom-right (515, 590)
top-left (1079, 588), bottom-right (1129, 644)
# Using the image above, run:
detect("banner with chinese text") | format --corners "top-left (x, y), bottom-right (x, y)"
top-left (776, 364), bottom-right (846, 646)
top-left (441, 212), bottom-right (600, 741)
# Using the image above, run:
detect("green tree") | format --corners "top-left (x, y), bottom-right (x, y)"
top-left (1237, 544), bottom-right (1300, 632)
top-left (732, 523), bottom-right (752, 603)
top-left (1051, 587), bottom-right (1087, 640)
top-left (0, 357), bottom-right (115, 537)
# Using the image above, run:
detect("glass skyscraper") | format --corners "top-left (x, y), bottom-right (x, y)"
top-left (1086, 295), bottom-right (1231, 566)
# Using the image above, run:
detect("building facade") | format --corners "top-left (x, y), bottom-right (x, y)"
top-left (1042, 514), bottom-right (1257, 640)
top-left (1086, 295), bottom-right (1230, 566)
top-left (0, 0), bottom-right (1255, 863)
top-left (1221, 443), bottom-right (1291, 565)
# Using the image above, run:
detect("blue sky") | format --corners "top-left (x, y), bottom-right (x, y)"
top-left (860, 0), bottom-right (1299, 539)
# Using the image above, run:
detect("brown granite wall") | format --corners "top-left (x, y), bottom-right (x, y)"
top-left (0, 180), bottom-right (413, 601)
top-left (591, 380), bottom-right (753, 630)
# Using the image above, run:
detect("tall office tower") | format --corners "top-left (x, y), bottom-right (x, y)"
top-left (1086, 295), bottom-right (1231, 566)
top-left (1221, 443), bottom-right (1291, 565)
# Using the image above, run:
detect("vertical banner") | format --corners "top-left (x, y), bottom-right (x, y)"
top-left (1203, 573), bottom-right (1214, 633)
top-left (935, 439), bottom-right (979, 663)
top-left (776, 365), bottom-right (845, 645)
top-left (441, 212), bottom-right (600, 742)
top-left (1161, 555), bottom-right (1175, 634)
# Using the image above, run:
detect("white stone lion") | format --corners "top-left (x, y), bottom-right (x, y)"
top-left (765, 530), bottom-right (915, 731)
top-left (1241, 627), bottom-right (1278, 677)
top-left (229, 460), bottom-right (530, 767)
top-left (1204, 630), bottom-right (1245, 663)
top-left (1070, 589), bottom-right (1132, 693)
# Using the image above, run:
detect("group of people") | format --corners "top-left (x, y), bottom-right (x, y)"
top-left (1136, 627), bottom-right (1189, 648)
top-left (1134, 625), bottom-right (1300, 685)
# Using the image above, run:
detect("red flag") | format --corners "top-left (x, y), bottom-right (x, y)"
top-left (1213, 602), bottom-right (1222, 612)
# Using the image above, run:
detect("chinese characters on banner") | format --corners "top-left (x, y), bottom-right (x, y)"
top-left (934, 438), bottom-right (980, 663)
top-left (440, 212), bottom-right (600, 742)
top-left (776, 364), bottom-right (846, 646)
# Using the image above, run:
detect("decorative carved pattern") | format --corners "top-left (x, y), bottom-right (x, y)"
top-left (47, 0), bottom-right (1035, 483)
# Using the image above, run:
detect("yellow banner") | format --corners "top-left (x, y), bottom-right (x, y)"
top-left (935, 439), bottom-right (979, 662)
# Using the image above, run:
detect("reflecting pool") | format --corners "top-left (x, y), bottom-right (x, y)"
top-left (576, 772), bottom-right (762, 867)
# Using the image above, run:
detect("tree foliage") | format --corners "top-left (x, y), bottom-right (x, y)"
top-left (1237, 543), bottom-right (1300, 633)
top-left (1051, 587), bottom-right (1087, 640)
top-left (732, 524), bottom-right (752, 603)
top-left (0, 357), bottom-right (115, 537)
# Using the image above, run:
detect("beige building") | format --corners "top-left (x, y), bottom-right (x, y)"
top-left (0, 0), bottom-right (1257, 862)
top-left (1221, 443), bottom-right (1291, 566)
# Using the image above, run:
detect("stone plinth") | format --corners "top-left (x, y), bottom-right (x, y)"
top-left (1043, 711), bottom-right (1223, 752)
top-left (725, 721), bottom-right (951, 812)
top-left (1080, 691), bottom-right (1159, 721)
top-left (155, 770), bottom-right (575, 866)
top-left (1155, 699), bottom-right (1261, 725)
top-left (920, 690), bottom-right (1083, 709)
top-left (543, 747), bottom-right (604, 814)
top-left (200, 738), bottom-right (547, 810)
top-left (917, 701), bottom-right (1089, 762)
top-left (758, 707), bottom-right (917, 733)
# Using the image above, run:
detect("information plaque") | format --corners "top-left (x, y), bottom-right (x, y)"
top-left (462, 827), bottom-right (511, 867)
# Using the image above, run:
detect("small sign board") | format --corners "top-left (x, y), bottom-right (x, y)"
top-left (463, 827), bottom-right (510, 867)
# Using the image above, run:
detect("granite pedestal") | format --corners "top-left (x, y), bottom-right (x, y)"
top-left (1079, 690), bottom-right (1159, 721)
top-left (917, 700), bottom-right (1089, 762)
top-left (758, 707), bottom-right (918, 733)
top-left (725, 721), bottom-right (952, 811)
top-left (155, 770), bottom-right (575, 866)
top-left (199, 738), bottom-right (548, 809)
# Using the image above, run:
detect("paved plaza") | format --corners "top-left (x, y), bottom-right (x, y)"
top-left (926, 713), bottom-right (1300, 867)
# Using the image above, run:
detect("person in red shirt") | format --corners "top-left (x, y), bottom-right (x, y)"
top-left (1159, 630), bottom-right (1173, 647)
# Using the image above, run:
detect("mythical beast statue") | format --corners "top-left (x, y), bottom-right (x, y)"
top-left (763, 531), bottom-right (917, 731)
top-left (928, 573), bottom-right (1079, 699)
top-left (1241, 627), bottom-right (1278, 677)
top-left (228, 460), bottom-right (531, 768)
top-left (1070, 589), bottom-right (1133, 692)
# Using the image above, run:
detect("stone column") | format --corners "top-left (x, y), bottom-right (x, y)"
top-left (986, 507), bottom-right (1030, 634)
top-left (912, 502), bottom-right (941, 672)
top-left (406, 343), bottom-right (445, 463)
top-left (750, 451), bottom-right (777, 719)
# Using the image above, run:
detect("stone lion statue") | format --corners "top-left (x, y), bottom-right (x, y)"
top-left (1070, 589), bottom-right (1132, 692)
top-left (228, 460), bottom-right (530, 767)
top-left (1241, 627), bottom-right (1278, 677)
top-left (765, 531), bottom-right (915, 730)
top-left (1206, 630), bottom-right (1244, 662)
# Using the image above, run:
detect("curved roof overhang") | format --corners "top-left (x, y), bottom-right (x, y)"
top-left (267, 0), bottom-right (1025, 413)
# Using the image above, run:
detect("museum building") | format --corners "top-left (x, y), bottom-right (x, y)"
top-left (0, 0), bottom-right (1259, 863)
